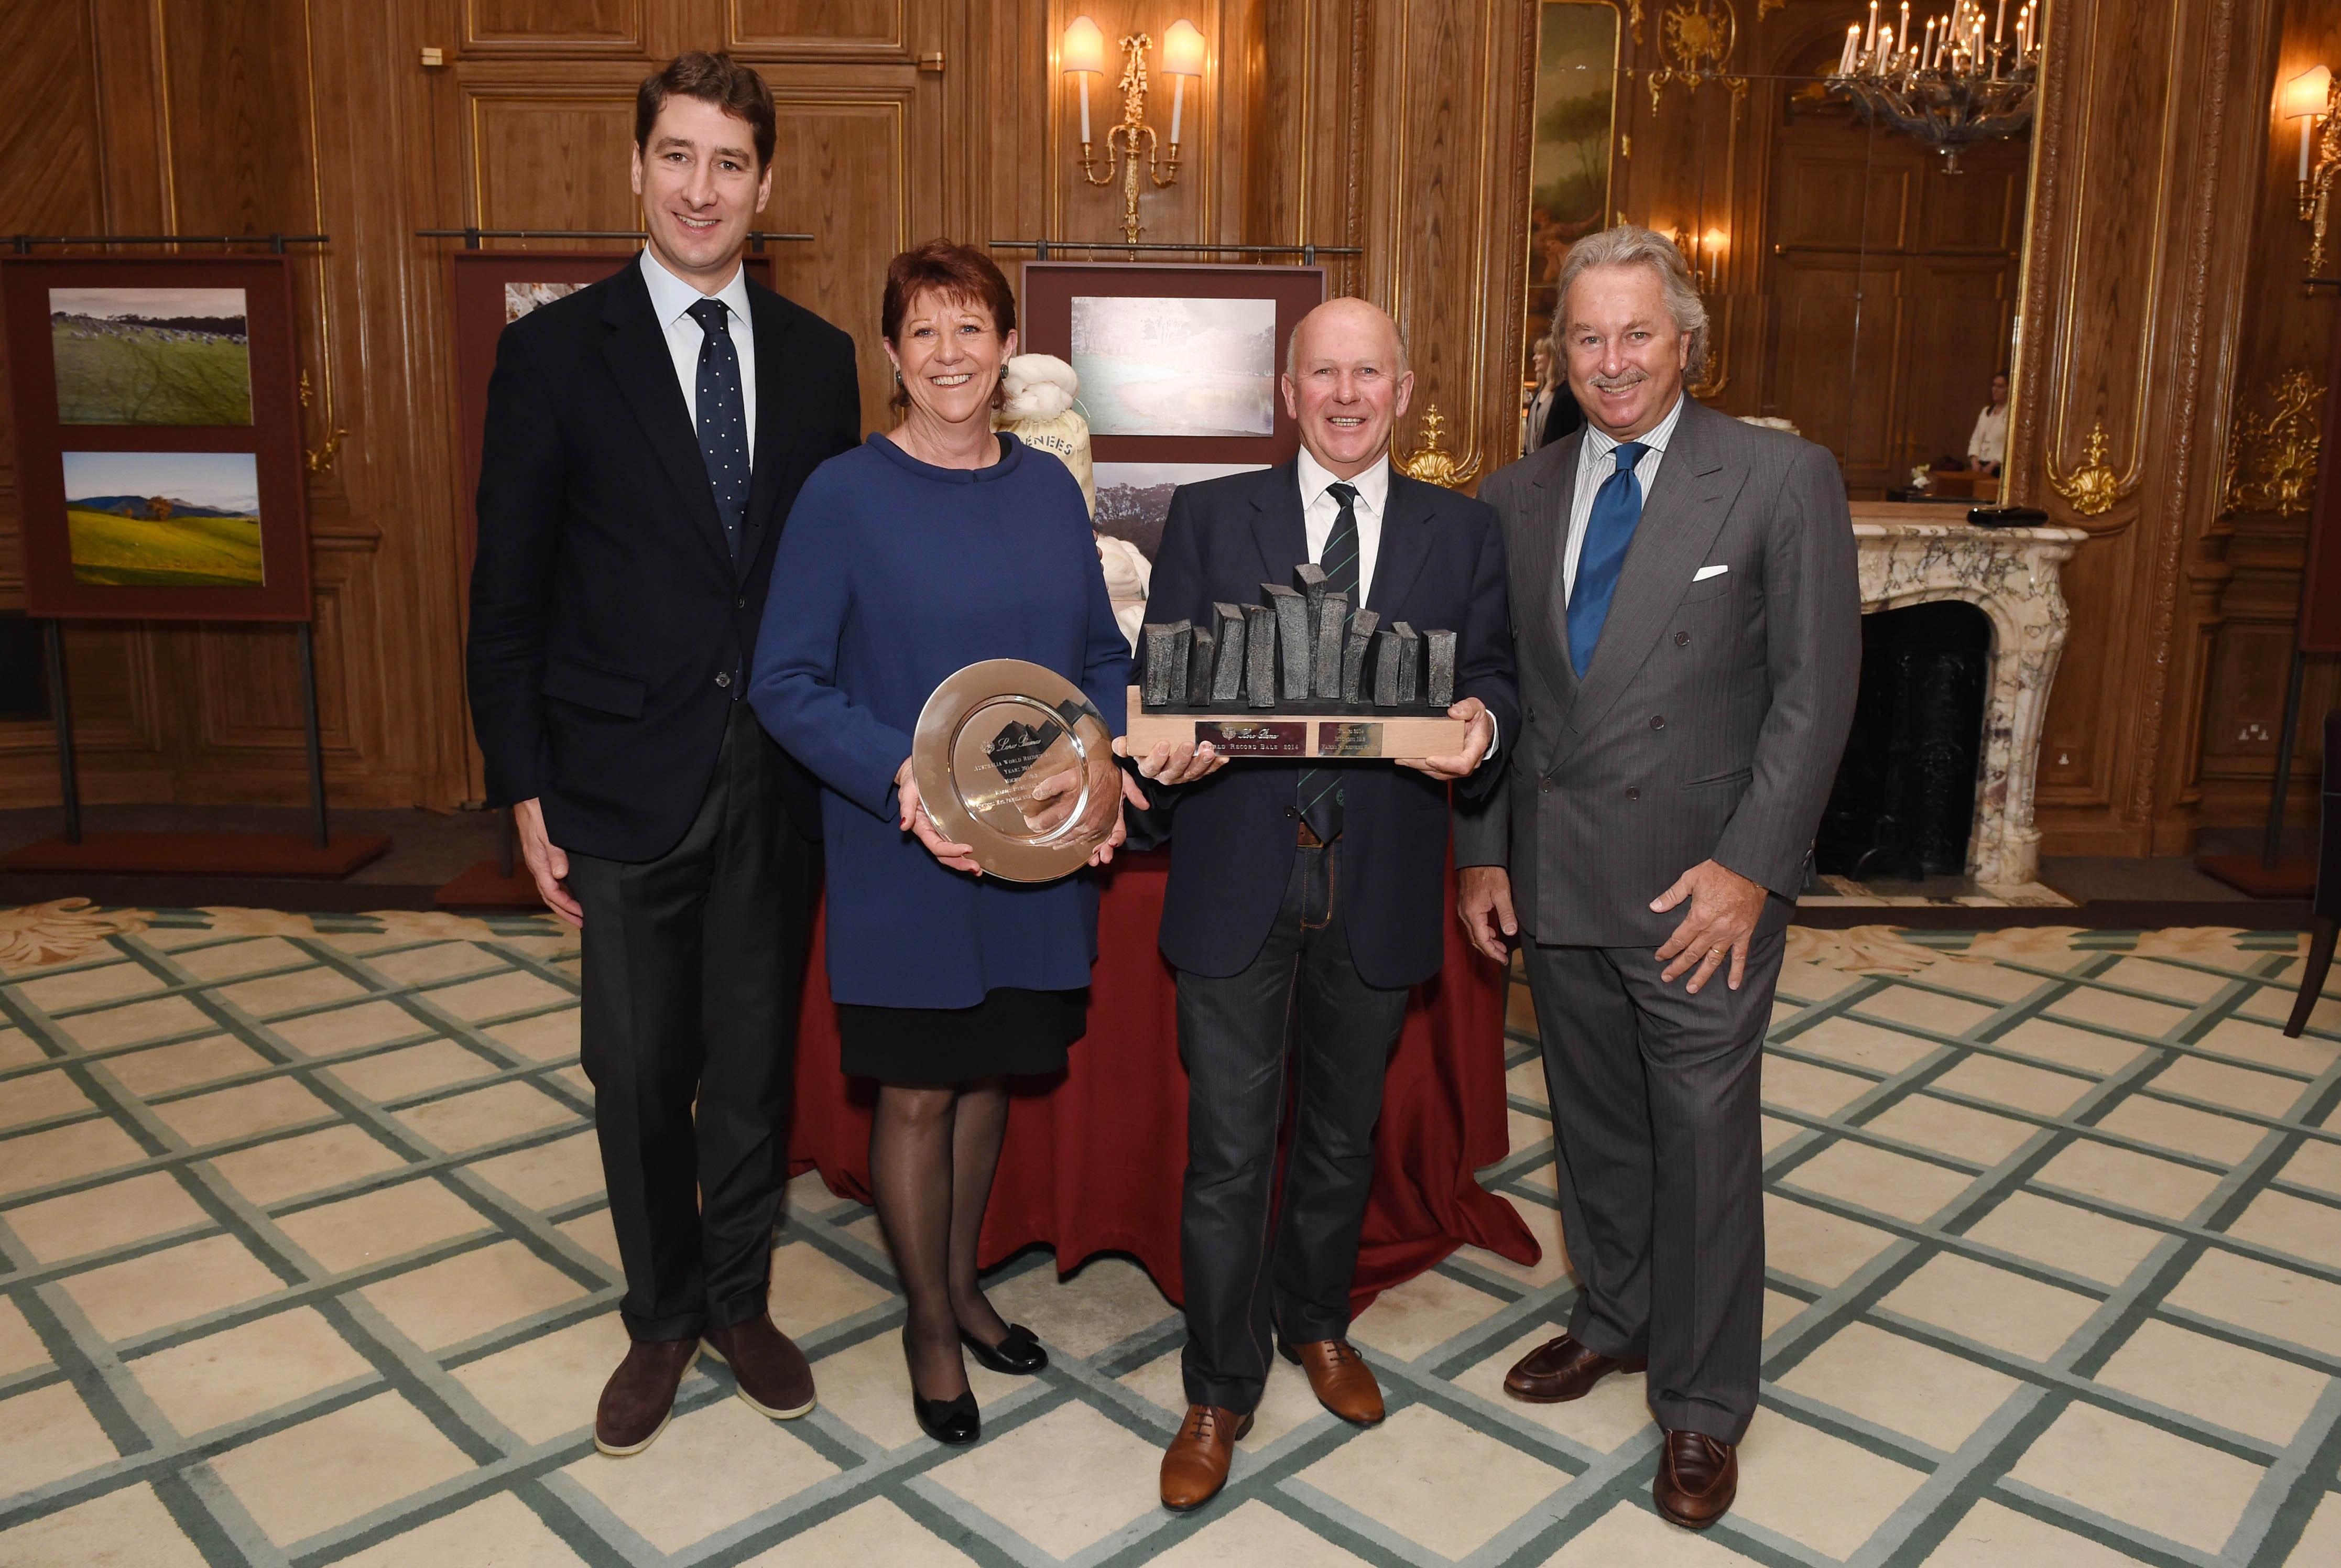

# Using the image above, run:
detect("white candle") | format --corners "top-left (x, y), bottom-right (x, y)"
top-left (1899, 2), bottom-right (1911, 64)
top-left (1170, 75), bottom-right (1185, 145)
top-left (1921, 17), bottom-right (1935, 68)
top-left (1839, 25), bottom-right (1859, 74)
top-left (1993, 0), bottom-right (2005, 43)
top-left (1077, 73), bottom-right (1091, 142)
top-left (2308, 117), bottom-right (2318, 185)
top-left (1867, 0), bottom-right (1879, 55)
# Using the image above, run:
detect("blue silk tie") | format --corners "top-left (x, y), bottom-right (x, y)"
top-left (687, 298), bottom-right (747, 561)
top-left (1566, 440), bottom-right (1649, 676)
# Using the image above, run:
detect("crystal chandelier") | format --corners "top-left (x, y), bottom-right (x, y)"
top-left (1825, 0), bottom-right (2041, 172)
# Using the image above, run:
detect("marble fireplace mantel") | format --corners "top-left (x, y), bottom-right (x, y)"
top-left (1849, 503), bottom-right (2087, 890)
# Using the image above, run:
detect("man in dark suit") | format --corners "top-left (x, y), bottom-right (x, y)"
top-left (1455, 225), bottom-right (1860, 1529)
top-left (466, 52), bottom-right (859, 1456)
top-left (1134, 298), bottom-right (1518, 1511)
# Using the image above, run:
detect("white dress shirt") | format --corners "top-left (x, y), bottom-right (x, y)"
top-left (640, 249), bottom-right (757, 457)
top-left (1562, 392), bottom-right (1686, 605)
top-left (1297, 447), bottom-right (1389, 600)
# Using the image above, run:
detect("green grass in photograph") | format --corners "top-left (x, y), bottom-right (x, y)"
top-left (52, 320), bottom-right (253, 426)
top-left (67, 507), bottom-right (264, 587)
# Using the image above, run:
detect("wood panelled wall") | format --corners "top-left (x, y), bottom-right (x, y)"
top-left (0, 0), bottom-right (2309, 860)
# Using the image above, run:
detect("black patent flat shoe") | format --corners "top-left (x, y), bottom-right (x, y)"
top-left (961, 1322), bottom-right (1048, 1376)
top-left (912, 1388), bottom-right (980, 1445)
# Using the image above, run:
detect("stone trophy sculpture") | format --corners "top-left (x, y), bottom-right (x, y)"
top-left (1129, 564), bottom-right (1466, 760)
top-left (994, 353), bottom-right (1149, 652)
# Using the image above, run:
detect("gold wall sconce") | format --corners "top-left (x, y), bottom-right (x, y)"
top-left (2281, 64), bottom-right (2338, 277)
top-left (1063, 15), bottom-right (1206, 254)
top-left (1669, 226), bottom-right (1728, 293)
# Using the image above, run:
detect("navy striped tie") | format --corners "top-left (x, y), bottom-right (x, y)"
top-left (1298, 481), bottom-right (1361, 842)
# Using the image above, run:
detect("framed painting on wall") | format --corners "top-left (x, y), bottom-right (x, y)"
top-left (0, 254), bottom-right (313, 620)
top-left (1017, 262), bottom-right (1326, 470)
top-left (448, 249), bottom-right (779, 573)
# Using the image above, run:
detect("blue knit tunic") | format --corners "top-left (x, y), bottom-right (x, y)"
top-left (748, 432), bottom-right (1129, 1008)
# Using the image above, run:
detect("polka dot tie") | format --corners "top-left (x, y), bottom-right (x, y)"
top-left (688, 298), bottom-right (747, 560)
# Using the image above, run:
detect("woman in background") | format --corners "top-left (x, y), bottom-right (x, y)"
top-left (750, 241), bottom-right (1133, 1446)
top-left (1967, 369), bottom-right (2009, 476)
top-left (1523, 332), bottom-right (1585, 454)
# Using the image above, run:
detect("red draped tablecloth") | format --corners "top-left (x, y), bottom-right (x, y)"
top-left (786, 849), bottom-right (1538, 1310)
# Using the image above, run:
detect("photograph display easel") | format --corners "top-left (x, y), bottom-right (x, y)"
top-left (0, 234), bottom-right (387, 879)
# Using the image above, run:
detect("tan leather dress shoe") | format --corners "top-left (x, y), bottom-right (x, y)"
top-left (1654, 1429), bottom-right (1738, 1529)
top-left (1160, 1404), bottom-right (1254, 1511)
top-left (1278, 1337), bottom-right (1385, 1424)
top-left (705, 1312), bottom-right (815, 1420)
top-left (1501, 1333), bottom-right (1647, 1403)
top-left (595, 1338), bottom-right (700, 1455)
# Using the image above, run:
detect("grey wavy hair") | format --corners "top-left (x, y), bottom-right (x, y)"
top-left (1556, 223), bottom-right (1708, 371)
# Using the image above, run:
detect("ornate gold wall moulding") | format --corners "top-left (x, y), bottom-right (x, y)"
top-left (1757, 0), bottom-right (1784, 16)
top-left (2223, 369), bottom-right (2325, 517)
top-left (298, 368), bottom-right (345, 474)
top-left (1630, 0), bottom-right (1645, 47)
top-left (2045, 420), bottom-right (2128, 517)
top-left (1395, 406), bottom-right (1479, 489)
top-left (1648, 0), bottom-right (1738, 114)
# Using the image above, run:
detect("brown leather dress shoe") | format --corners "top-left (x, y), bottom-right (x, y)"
top-left (1278, 1336), bottom-right (1385, 1424)
top-left (1501, 1333), bottom-right (1648, 1403)
top-left (1654, 1429), bottom-right (1738, 1529)
top-left (595, 1337), bottom-right (700, 1456)
top-left (1160, 1404), bottom-right (1254, 1512)
top-left (705, 1312), bottom-right (815, 1420)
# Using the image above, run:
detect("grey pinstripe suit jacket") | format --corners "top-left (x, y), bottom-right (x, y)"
top-left (1452, 397), bottom-right (1861, 948)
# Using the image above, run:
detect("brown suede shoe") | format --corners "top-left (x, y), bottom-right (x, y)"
top-left (1278, 1336), bottom-right (1385, 1425)
top-left (1501, 1333), bottom-right (1648, 1403)
top-left (1654, 1429), bottom-right (1738, 1529)
top-left (594, 1338), bottom-right (700, 1456)
top-left (1160, 1404), bottom-right (1254, 1512)
top-left (704, 1312), bottom-right (815, 1420)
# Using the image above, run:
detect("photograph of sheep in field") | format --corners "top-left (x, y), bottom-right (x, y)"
top-left (49, 286), bottom-right (252, 426)
top-left (60, 451), bottom-right (264, 587)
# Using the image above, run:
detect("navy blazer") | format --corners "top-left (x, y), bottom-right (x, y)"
top-left (1136, 460), bottom-right (1518, 988)
top-left (466, 259), bottom-right (861, 861)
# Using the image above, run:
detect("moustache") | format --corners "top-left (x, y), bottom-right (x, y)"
top-left (1587, 369), bottom-right (1649, 392)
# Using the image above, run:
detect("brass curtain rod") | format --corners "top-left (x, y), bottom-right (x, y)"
top-left (416, 229), bottom-right (812, 245)
top-left (990, 239), bottom-right (1362, 261)
top-left (10, 234), bottom-right (328, 252)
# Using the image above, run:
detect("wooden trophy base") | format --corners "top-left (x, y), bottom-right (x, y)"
top-left (1123, 687), bottom-right (1467, 760)
top-left (0, 831), bottom-right (391, 878)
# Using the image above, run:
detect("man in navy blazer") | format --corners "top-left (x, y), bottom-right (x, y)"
top-left (466, 55), bottom-right (859, 1458)
top-left (1133, 298), bottom-right (1517, 1510)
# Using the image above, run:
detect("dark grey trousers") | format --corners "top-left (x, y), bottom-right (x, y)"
top-left (567, 703), bottom-right (820, 1343)
top-left (1175, 841), bottom-right (1411, 1412)
top-left (1521, 928), bottom-right (1783, 1443)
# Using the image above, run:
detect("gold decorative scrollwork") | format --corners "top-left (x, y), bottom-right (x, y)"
top-left (298, 368), bottom-right (345, 474)
top-left (1395, 406), bottom-right (1479, 489)
top-left (2223, 369), bottom-right (2325, 518)
top-left (1629, 0), bottom-right (1645, 47)
top-left (1756, 0), bottom-right (1784, 16)
top-left (1647, 0), bottom-right (1739, 113)
top-left (2046, 421), bottom-right (2127, 517)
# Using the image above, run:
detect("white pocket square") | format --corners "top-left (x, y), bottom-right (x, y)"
top-left (1692, 563), bottom-right (1729, 582)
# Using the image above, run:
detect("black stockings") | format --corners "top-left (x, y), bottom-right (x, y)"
top-left (869, 1077), bottom-right (1012, 1399)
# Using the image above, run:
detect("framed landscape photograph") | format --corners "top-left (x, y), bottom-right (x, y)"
top-left (1, 254), bottom-right (311, 620)
top-left (449, 249), bottom-right (779, 571)
top-left (1018, 262), bottom-right (1325, 467)
top-left (1092, 460), bottom-right (1269, 560)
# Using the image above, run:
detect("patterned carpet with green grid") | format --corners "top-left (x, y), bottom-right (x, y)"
top-left (1, 904), bottom-right (2338, 1566)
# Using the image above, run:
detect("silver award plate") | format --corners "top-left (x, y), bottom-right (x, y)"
top-left (911, 659), bottom-right (1120, 883)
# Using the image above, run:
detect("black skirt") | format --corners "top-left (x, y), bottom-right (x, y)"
top-left (836, 986), bottom-right (1087, 1086)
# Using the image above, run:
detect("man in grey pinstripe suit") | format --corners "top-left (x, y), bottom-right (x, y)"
top-left (1452, 225), bottom-right (1860, 1530)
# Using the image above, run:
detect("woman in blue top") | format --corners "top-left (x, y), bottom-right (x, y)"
top-left (750, 242), bottom-right (1134, 1447)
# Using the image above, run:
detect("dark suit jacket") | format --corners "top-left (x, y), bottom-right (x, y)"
top-left (466, 259), bottom-right (861, 862)
top-left (1454, 397), bottom-right (1861, 946)
top-left (1137, 461), bottom-right (1518, 988)
top-left (1531, 386), bottom-right (1585, 453)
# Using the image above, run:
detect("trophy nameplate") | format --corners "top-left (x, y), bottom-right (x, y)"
top-left (911, 660), bottom-right (1119, 883)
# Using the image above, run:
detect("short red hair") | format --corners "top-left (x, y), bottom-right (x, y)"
top-left (881, 240), bottom-right (1018, 412)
